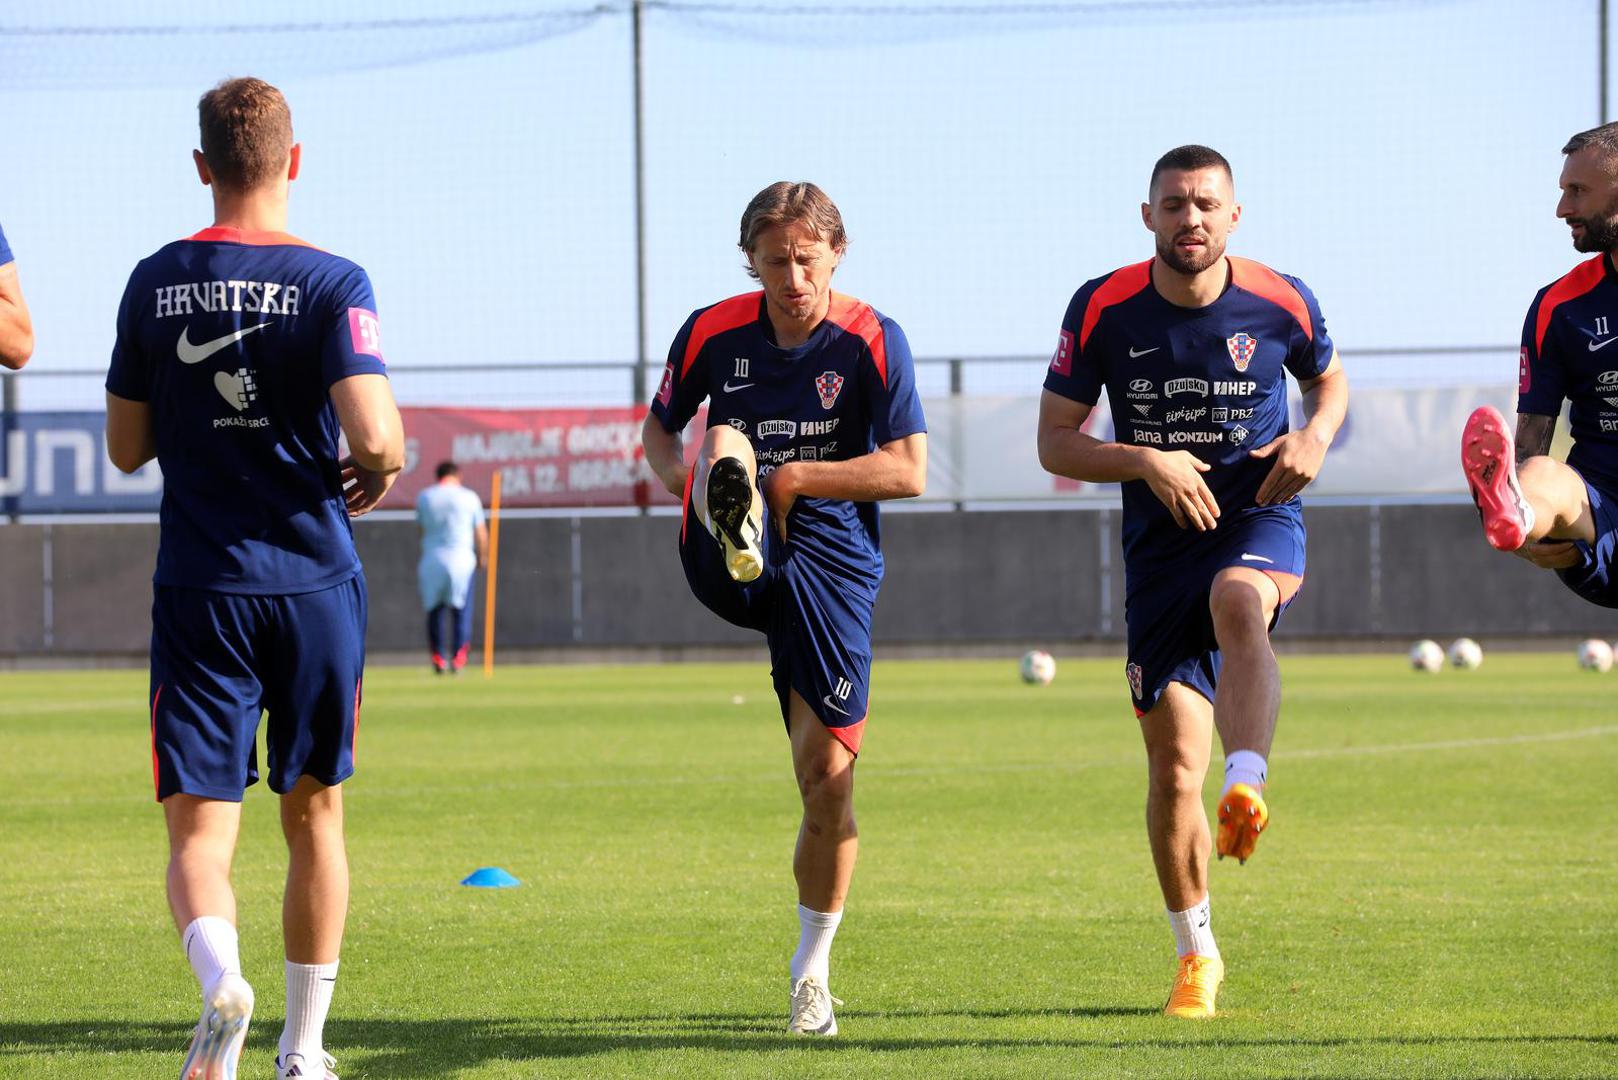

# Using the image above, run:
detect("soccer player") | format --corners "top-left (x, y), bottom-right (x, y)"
top-left (416, 460), bottom-right (488, 673)
top-left (0, 220), bottom-right (35, 368)
top-left (1463, 123), bottom-right (1618, 598)
top-left (1036, 146), bottom-right (1347, 1018)
top-left (640, 181), bottom-right (926, 1036)
top-left (104, 78), bottom-right (403, 1080)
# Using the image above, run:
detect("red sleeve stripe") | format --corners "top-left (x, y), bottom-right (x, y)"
top-left (1228, 257), bottom-right (1313, 341)
top-left (826, 293), bottom-right (887, 386)
top-left (1079, 260), bottom-right (1153, 350)
top-left (185, 226), bottom-right (323, 250)
top-left (681, 292), bottom-right (763, 378)
top-left (1535, 255), bottom-right (1607, 355)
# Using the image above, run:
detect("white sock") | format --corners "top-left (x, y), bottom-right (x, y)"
top-left (181, 916), bottom-right (241, 1000)
top-left (280, 959), bottom-right (339, 1061)
top-left (1166, 896), bottom-right (1219, 959)
top-left (789, 905), bottom-right (842, 983)
top-left (1222, 750), bottom-right (1268, 795)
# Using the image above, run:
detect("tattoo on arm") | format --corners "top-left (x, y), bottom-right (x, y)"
top-left (1515, 414), bottom-right (1556, 463)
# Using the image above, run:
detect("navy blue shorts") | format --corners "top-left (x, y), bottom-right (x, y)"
top-left (1123, 508), bottom-right (1306, 715)
top-left (1556, 475), bottom-right (1618, 608)
top-left (679, 475), bottom-right (876, 755)
top-left (148, 575), bottom-right (367, 801)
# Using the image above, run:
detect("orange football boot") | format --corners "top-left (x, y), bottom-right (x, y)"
top-left (1164, 953), bottom-right (1225, 1019)
top-left (1217, 783), bottom-right (1269, 863)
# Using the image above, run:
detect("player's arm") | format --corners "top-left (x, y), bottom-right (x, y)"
top-left (330, 373), bottom-right (404, 517)
top-left (105, 391), bottom-right (156, 473)
top-left (760, 433), bottom-right (926, 538)
top-left (474, 521), bottom-right (489, 568)
top-left (641, 412), bottom-right (689, 498)
top-left (1250, 352), bottom-right (1348, 505)
top-left (1514, 412), bottom-right (1557, 463)
top-left (0, 260), bottom-right (33, 370)
top-left (1037, 390), bottom-right (1220, 531)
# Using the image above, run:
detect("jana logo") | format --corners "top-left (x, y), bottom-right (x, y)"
top-left (815, 371), bottom-right (845, 410)
top-left (1226, 332), bottom-right (1258, 373)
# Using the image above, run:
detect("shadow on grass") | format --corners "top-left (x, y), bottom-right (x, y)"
top-left (3, 1015), bottom-right (1613, 1078)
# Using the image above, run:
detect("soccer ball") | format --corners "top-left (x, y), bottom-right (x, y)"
top-left (1577, 639), bottom-right (1613, 672)
top-left (1019, 649), bottom-right (1056, 685)
top-left (1448, 637), bottom-right (1483, 670)
top-left (1408, 639), bottom-right (1444, 673)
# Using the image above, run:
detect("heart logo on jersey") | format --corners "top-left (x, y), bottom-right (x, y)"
top-left (815, 371), bottom-right (845, 410)
top-left (1226, 332), bottom-right (1257, 373)
top-left (214, 367), bottom-right (258, 412)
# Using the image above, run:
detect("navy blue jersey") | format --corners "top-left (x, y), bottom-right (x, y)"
top-left (1044, 257), bottom-right (1334, 565)
top-left (106, 227), bottom-right (387, 594)
top-left (651, 291), bottom-right (926, 556)
top-left (0, 221), bottom-right (12, 266)
top-left (1519, 254), bottom-right (1618, 494)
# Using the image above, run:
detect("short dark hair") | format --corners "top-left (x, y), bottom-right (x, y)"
top-left (738, 182), bottom-right (848, 281)
top-left (1149, 144), bottom-right (1233, 193)
top-left (1564, 122), bottom-right (1618, 169)
top-left (197, 77), bottom-right (293, 191)
top-left (435, 461), bottom-right (459, 480)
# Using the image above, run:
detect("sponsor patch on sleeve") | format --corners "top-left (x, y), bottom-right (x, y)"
top-left (1051, 329), bottom-right (1074, 376)
top-left (347, 307), bottom-right (384, 361)
top-left (1518, 346), bottom-right (1531, 394)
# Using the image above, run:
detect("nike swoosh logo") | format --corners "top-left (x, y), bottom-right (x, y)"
top-left (1590, 337), bottom-right (1618, 352)
top-left (1240, 553), bottom-right (1274, 564)
top-left (821, 695), bottom-right (850, 717)
top-left (723, 380), bottom-right (754, 392)
top-left (177, 322), bottom-right (271, 364)
top-left (1129, 346), bottom-right (1159, 357)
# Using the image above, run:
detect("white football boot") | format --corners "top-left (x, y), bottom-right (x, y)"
top-left (787, 976), bottom-right (843, 1036)
top-left (178, 972), bottom-right (254, 1080)
top-left (275, 1050), bottom-right (338, 1079)
top-left (705, 456), bottom-right (764, 583)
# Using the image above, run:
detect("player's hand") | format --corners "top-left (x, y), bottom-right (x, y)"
top-left (1142, 450), bottom-right (1220, 530)
top-left (761, 463), bottom-right (801, 540)
top-left (340, 455), bottom-right (396, 517)
top-left (1513, 539), bottom-right (1581, 569)
top-left (1249, 429), bottom-right (1330, 505)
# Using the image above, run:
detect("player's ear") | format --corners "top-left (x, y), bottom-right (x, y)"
top-left (1228, 202), bottom-right (1241, 232)
top-left (1140, 201), bottom-right (1154, 232)
top-left (286, 144), bottom-right (302, 183)
top-left (193, 149), bottom-right (213, 188)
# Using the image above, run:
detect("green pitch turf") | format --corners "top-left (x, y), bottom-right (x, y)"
top-left (1, 655), bottom-right (1615, 1078)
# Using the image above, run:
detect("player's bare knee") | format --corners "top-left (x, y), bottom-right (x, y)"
top-left (700, 423), bottom-right (755, 468)
top-left (1208, 579), bottom-right (1269, 641)
top-left (797, 757), bottom-right (855, 820)
top-left (1146, 754), bottom-right (1205, 802)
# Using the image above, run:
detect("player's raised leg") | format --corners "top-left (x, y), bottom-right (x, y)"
top-left (166, 795), bottom-right (255, 1080)
top-left (691, 424), bottom-right (765, 583)
top-left (276, 777), bottom-right (347, 1080)
top-left (1207, 566), bottom-right (1285, 864)
top-left (1139, 682), bottom-right (1225, 1019)
top-left (786, 690), bottom-right (855, 1036)
top-left (1462, 405), bottom-right (1596, 551)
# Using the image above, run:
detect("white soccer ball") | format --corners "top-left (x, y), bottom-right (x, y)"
top-left (1019, 649), bottom-right (1056, 685)
top-left (1448, 637), bottom-right (1484, 670)
top-left (1577, 639), bottom-right (1613, 672)
top-left (1409, 639), bottom-right (1444, 673)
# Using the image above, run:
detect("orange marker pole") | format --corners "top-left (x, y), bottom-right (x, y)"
top-left (482, 469), bottom-right (502, 678)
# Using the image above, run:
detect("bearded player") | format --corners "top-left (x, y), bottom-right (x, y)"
top-left (1464, 123), bottom-right (1618, 605)
top-left (1037, 145), bottom-right (1347, 1017)
top-left (641, 182), bottom-right (926, 1036)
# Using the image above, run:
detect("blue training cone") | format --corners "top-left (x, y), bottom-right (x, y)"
top-left (460, 866), bottom-right (521, 888)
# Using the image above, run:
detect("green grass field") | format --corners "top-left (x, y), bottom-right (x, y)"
top-left (2, 655), bottom-right (1615, 1078)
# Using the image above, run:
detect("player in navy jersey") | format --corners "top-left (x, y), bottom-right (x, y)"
top-left (1037, 146), bottom-right (1347, 1018)
top-left (641, 182), bottom-right (927, 1036)
top-left (104, 78), bottom-right (403, 1080)
top-left (0, 221), bottom-right (34, 368)
top-left (1464, 123), bottom-right (1618, 605)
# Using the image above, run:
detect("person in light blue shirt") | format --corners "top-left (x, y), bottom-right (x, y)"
top-left (415, 460), bottom-right (487, 673)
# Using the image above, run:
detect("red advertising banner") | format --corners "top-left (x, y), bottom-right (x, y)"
top-left (387, 405), bottom-right (698, 510)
